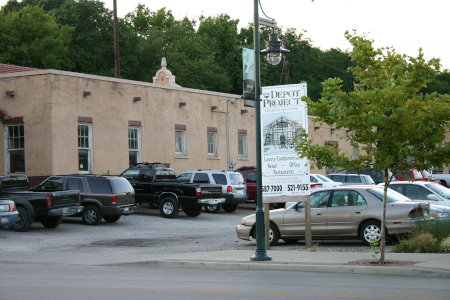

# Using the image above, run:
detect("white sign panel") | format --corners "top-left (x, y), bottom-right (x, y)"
top-left (261, 83), bottom-right (310, 200)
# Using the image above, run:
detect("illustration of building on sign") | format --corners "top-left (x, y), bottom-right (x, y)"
top-left (263, 114), bottom-right (302, 155)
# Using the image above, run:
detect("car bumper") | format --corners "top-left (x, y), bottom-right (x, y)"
top-left (224, 194), bottom-right (248, 205)
top-left (0, 212), bottom-right (19, 227)
top-left (385, 218), bottom-right (419, 235)
top-left (102, 204), bottom-right (138, 216)
top-left (48, 205), bottom-right (84, 217)
top-left (197, 198), bottom-right (226, 205)
top-left (236, 224), bottom-right (253, 241)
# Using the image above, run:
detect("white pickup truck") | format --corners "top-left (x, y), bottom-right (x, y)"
top-left (430, 171), bottom-right (450, 187)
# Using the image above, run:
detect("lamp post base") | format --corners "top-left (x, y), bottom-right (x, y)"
top-left (250, 251), bottom-right (272, 261)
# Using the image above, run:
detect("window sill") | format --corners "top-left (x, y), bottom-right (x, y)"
top-left (238, 156), bottom-right (249, 161)
top-left (175, 154), bottom-right (189, 159)
top-left (207, 155), bottom-right (220, 160)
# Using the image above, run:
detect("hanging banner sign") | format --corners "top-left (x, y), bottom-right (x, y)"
top-left (261, 83), bottom-right (310, 202)
top-left (242, 48), bottom-right (256, 106)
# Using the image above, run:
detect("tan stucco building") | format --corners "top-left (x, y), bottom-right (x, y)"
top-left (1, 62), bottom-right (448, 184)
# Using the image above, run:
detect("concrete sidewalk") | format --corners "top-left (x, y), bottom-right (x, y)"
top-left (2, 250), bottom-right (450, 278)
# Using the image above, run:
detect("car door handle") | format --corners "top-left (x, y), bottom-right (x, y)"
top-left (355, 211), bottom-right (362, 214)
top-left (315, 213), bottom-right (322, 215)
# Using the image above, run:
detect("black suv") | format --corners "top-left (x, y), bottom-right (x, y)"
top-left (34, 175), bottom-right (137, 225)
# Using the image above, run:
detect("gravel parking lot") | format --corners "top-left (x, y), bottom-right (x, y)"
top-left (0, 203), bottom-right (391, 254)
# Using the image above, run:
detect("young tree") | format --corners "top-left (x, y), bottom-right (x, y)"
top-left (295, 31), bottom-right (450, 263)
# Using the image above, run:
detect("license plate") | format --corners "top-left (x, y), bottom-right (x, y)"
top-left (124, 207), bottom-right (129, 213)
top-left (236, 190), bottom-right (244, 195)
top-left (63, 208), bottom-right (69, 215)
top-left (1, 216), bottom-right (7, 223)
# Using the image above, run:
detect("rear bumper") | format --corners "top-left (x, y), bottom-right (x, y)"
top-left (102, 204), bottom-right (138, 216)
top-left (0, 212), bottom-right (18, 227)
top-left (48, 205), bottom-right (84, 217)
top-left (385, 218), bottom-right (419, 236)
top-left (197, 198), bottom-right (226, 205)
top-left (224, 194), bottom-right (248, 205)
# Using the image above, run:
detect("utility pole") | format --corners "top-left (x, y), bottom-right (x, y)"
top-left (113, 0), bottom-right (120, 78)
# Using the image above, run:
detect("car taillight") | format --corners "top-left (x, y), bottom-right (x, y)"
top-left (227, 186), bottom-right (232, 193)
top-left (112, 196), bottom-right (117, 204)
top-left (196, 187), bottom-right (201, 197)
top-left (78, 192), bottom-right (81, 204)
top-left (9, 203), bottom-right (16, 212)
top-left (46, 195), bottom-right (52, 208)
top-left (409, 206), bottom-right (423, 217)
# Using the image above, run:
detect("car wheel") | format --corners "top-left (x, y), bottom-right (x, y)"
top-left (40, 216), bottom-right (62, 228)
top-left (11, 207), bottom-right (32, 232)
top-left (159, 197), bottom-right (179, 218)
top-left (184, 206), bottom-right (202, 217)
top-left (360, 220), bottom-right (382, 245)
top-left (222, 204), bottom-right (238, 213)
top-left (103, 215), bottom-right (121, 223)
top-left (269, 222), bottom-right (280, 246)
top-left (82, 205), bottom-right (102, 225)
top-left (205, 203), bottom-right (221, 213)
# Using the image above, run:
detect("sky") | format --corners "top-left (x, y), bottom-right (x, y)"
top-left (1, 0), bottom-right (449, 70)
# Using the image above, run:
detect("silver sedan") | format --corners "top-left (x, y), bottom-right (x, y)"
top-left (236, 185), bottom-right (431, 246)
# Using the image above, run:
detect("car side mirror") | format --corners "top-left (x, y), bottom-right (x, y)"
top-left (427, 194), bottom-right (439, 201)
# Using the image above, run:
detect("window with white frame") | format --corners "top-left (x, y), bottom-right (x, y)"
top-left (78, 123), bottom-right (92, 173)
top-left (5, 124), bottom-right (25, 173)
top-left (207, 131), bottom-right (217, 156)
top-left (175, 129), bottom-right (186, 155)
top-left (128, 126), bottom-right (141, 164)
top-left (238, 133), bottom-right (247, 157)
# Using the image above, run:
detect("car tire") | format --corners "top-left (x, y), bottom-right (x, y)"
top-left (40, 216), bottom-right (62, 228)
top-left (11, 207), bottom-right (32, 232)
top-left (159, 197), bottom-right (179, 218)
top-left (222, 204), bottom-right (238, 213)
top-left (269, 222), bottom-right (280, 246)
top-left (82, 205), bottom-right (102, 225)
top-left (103, 215), bottom-right (121, 223)
top-left (184, 206), bottom-right (202, 217)
top-left (205, 203), bottom-right (222, 213)
top-left (360, 220), bottom-right (382, 245)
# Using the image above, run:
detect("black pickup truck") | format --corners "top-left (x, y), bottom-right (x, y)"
top-left (120, 163), bottom-right (225, 218)
top-left (0, 174), bottom-right (82, 232)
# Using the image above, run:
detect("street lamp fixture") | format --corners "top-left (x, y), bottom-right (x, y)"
top-left (261, 28), bottom-right (290, 66)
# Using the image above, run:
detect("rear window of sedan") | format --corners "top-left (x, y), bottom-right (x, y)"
top-left (367, 188), bottom-right (411, 202)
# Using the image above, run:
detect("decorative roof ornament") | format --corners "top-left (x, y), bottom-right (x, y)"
top-left (153, 57), bottom-right (180, 87)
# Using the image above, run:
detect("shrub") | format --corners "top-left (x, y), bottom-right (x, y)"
top-left (393, 232), bottom-right (437, 253)
top-left (439, 236), bottom-right (450, 252)
top-left (417, 218), bottom-right (450, 243)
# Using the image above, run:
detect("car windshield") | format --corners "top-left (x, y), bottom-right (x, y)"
top-left (316, 174), bottom-right (332, 182)
top-left (367, 187), bottom-right (411, 202)
top-left (425, 183), bottom-right (450, 199)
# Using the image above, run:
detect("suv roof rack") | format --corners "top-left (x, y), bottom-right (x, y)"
top-left (129, 162), bottom-right (171, 168)
top-left (197, 169), bottom-right (212, 171)
top-left (235, 166), bottom-right (256, 171)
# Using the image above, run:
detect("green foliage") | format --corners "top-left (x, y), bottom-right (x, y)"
top-left (417, 218), bottom-right (450, 243)
top-left (370, 239), bottom-right (380, 263)
top-left (0, 5), bottom-right (74, 69)
top-left (393, 232), bottom-right (438, 253)
top-left (439, 236), bottom-right (450, 252)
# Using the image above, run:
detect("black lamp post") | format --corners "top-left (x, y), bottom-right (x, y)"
top-left (251, 0), bottom-right (289, 262)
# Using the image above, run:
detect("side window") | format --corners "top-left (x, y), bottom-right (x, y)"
top-left (140, 169), bottom-right (153, 183)
top-left (87, 178), bottom-right (112, 194)
top-left (390, 184), bottom-right (403, 194)
top-left (310, 191), bottom-right (331, 208)
top-left (310, 176), bottom-right (319, 183)
top-left (121, 169), bottom-right (140, 182)
top-left (193, 173), bottom-right (210, 184)
top-left (332, 175), bottom-right (346, 183)
top-left (405, 185), bottom-right (428, 200)
top-left (177, 173), bottom-right (193, 183)
top-left (355, 193), bottom-right (367, 206)
top-left (347, 176), bottom-right (362, 183)
top-left (246, 171), bottom-right (257, 183)
top-left (1, 177), bottom-right (11, 189)
top-left (40, 177), bottom-right (63, 190)
top-left (212, 174), bottom-right (227, 185)
top-left (66, 178), bottom-right (85, 193)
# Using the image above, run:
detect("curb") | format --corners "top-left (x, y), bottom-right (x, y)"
top-left (113, 260), bottom-right (450, 278)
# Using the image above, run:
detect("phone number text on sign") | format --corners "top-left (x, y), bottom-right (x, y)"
top-left (262, 184), bottom-right (309, 195)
